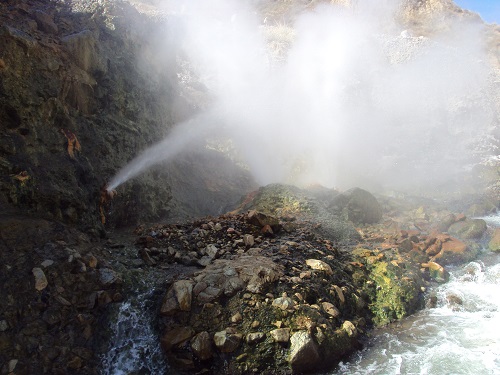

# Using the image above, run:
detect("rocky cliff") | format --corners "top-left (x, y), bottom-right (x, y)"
top-left (0, 0), bottom-right (255, 233)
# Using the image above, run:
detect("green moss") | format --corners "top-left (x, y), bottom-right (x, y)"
top-left (352, 250), bottom-right (424, 327)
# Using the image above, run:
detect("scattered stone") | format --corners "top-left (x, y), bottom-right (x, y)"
top-left (8, 359), bottom-right (18, 372)
top-left (32, 267), bottom-right (48, 291)
top-left (306, 259), bottom-right (333, 275)
top-left (231, 312), bottom-right (243, 323)
top-left (272, 296), bottom-right (295, 310)
top-left (246, 332), bottom-right (265, 344)
top-left (213, 330), bottom-right (243, 353)
top-left (243, 234), bottom-right (255, 247)
top-left (270, 328), bottom-right (290, 343)
top-left (0, 320), bottom-right (8, 332)
top-left (333, 285), bottom-right (345, 305)
top-left (322, 302), bottom-right (340, 318)
top-left (41, 259), bottom-right (54, 268)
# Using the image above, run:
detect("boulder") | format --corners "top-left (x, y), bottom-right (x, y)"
top-left (247, 210), bottom-right (280, 231)
top-left (432, 236), bottom-right (477, 265)
top-left (328, 188), bottom-right (382, 224)
top-left (190, 331), bottom-right (213, 360)
top-left (161, 326), bottom-right (195, 351)
top-left (161, 280), bottom-right (194, 315)
top-left (173, 280), bottom-right (194, 311)
top-left (289, 331), bottom-right (320, 372)
top-left (448, 219), bottom-right (487, 239)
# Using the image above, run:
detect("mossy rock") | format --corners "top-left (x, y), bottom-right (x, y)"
top-left (352, 249), bottom-right (424, 327)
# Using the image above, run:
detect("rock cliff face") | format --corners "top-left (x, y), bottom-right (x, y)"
top-left (0, 0), bottom-right (254, 232)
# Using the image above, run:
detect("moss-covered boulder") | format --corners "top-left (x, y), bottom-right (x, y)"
top-left (352, 248), bottom-right (424, 327)
top-left (489, 229), bottom-right (500, 252)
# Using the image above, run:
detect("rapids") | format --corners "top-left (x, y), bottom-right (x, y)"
top-left (332, 214), bottom-right (500, 375)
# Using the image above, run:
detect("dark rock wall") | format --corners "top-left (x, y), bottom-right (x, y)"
top-left (0, 0), bottom-right (226, 231)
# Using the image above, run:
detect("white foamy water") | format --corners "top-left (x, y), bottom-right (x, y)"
top-left (333, 215), bottom-right (500, 375)
top-left (101, 281), bottom-right (168, 375)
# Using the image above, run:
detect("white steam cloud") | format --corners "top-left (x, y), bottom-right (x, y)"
top-left (110, 0), bottom-right (498, 193)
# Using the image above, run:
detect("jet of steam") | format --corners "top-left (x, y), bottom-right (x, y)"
top-left (106, 114), bottom-right (217, 191)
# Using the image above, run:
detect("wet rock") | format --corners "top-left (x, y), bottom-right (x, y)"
top-left (32, 267), bottom-right (48, 291)
top-left (328, 188), bottom-right (382, 224)
top-left (98, 268), bottom-right (120, 286)
top-left (61, 30), bottom-right (102, 73)
top-left (161, 326), bottom-right (195, 351)
top-left (432, 236), bottom-right (476, 265)
top-left (270, 328), bottom-right (290, 343)
top-left (190, 331), bottom-right (213, 360)
top-left (422, 261), bottom-right (450, 283)
top-left (289, 331), bottom-right (320, 372)
top-left (306, 259), bottom-right (333, 275)
top-left (448, 219), bottom-right (487, 240)
top-left (213, 329), bottom-right (243, 353)
top-left (489, 229), bottom-right (500, 252)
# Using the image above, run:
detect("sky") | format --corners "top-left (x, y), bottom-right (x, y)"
top-left (454, 0), bottom-right (500, 24)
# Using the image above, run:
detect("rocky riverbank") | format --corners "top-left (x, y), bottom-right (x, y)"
top-left (1, 183), bottom-right (498, 374)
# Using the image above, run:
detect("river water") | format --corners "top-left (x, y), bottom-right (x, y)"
top-left (333, 214), bottom-right (500, 375)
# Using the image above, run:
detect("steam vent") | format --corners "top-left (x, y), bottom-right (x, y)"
top-left (0, 0), bottom-right (499, 374)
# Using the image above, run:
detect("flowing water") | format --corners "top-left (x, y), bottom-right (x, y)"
top-left (333, 214), bottom-right (500, 375)
top-left (100, 276), bottom-right (169, 375)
